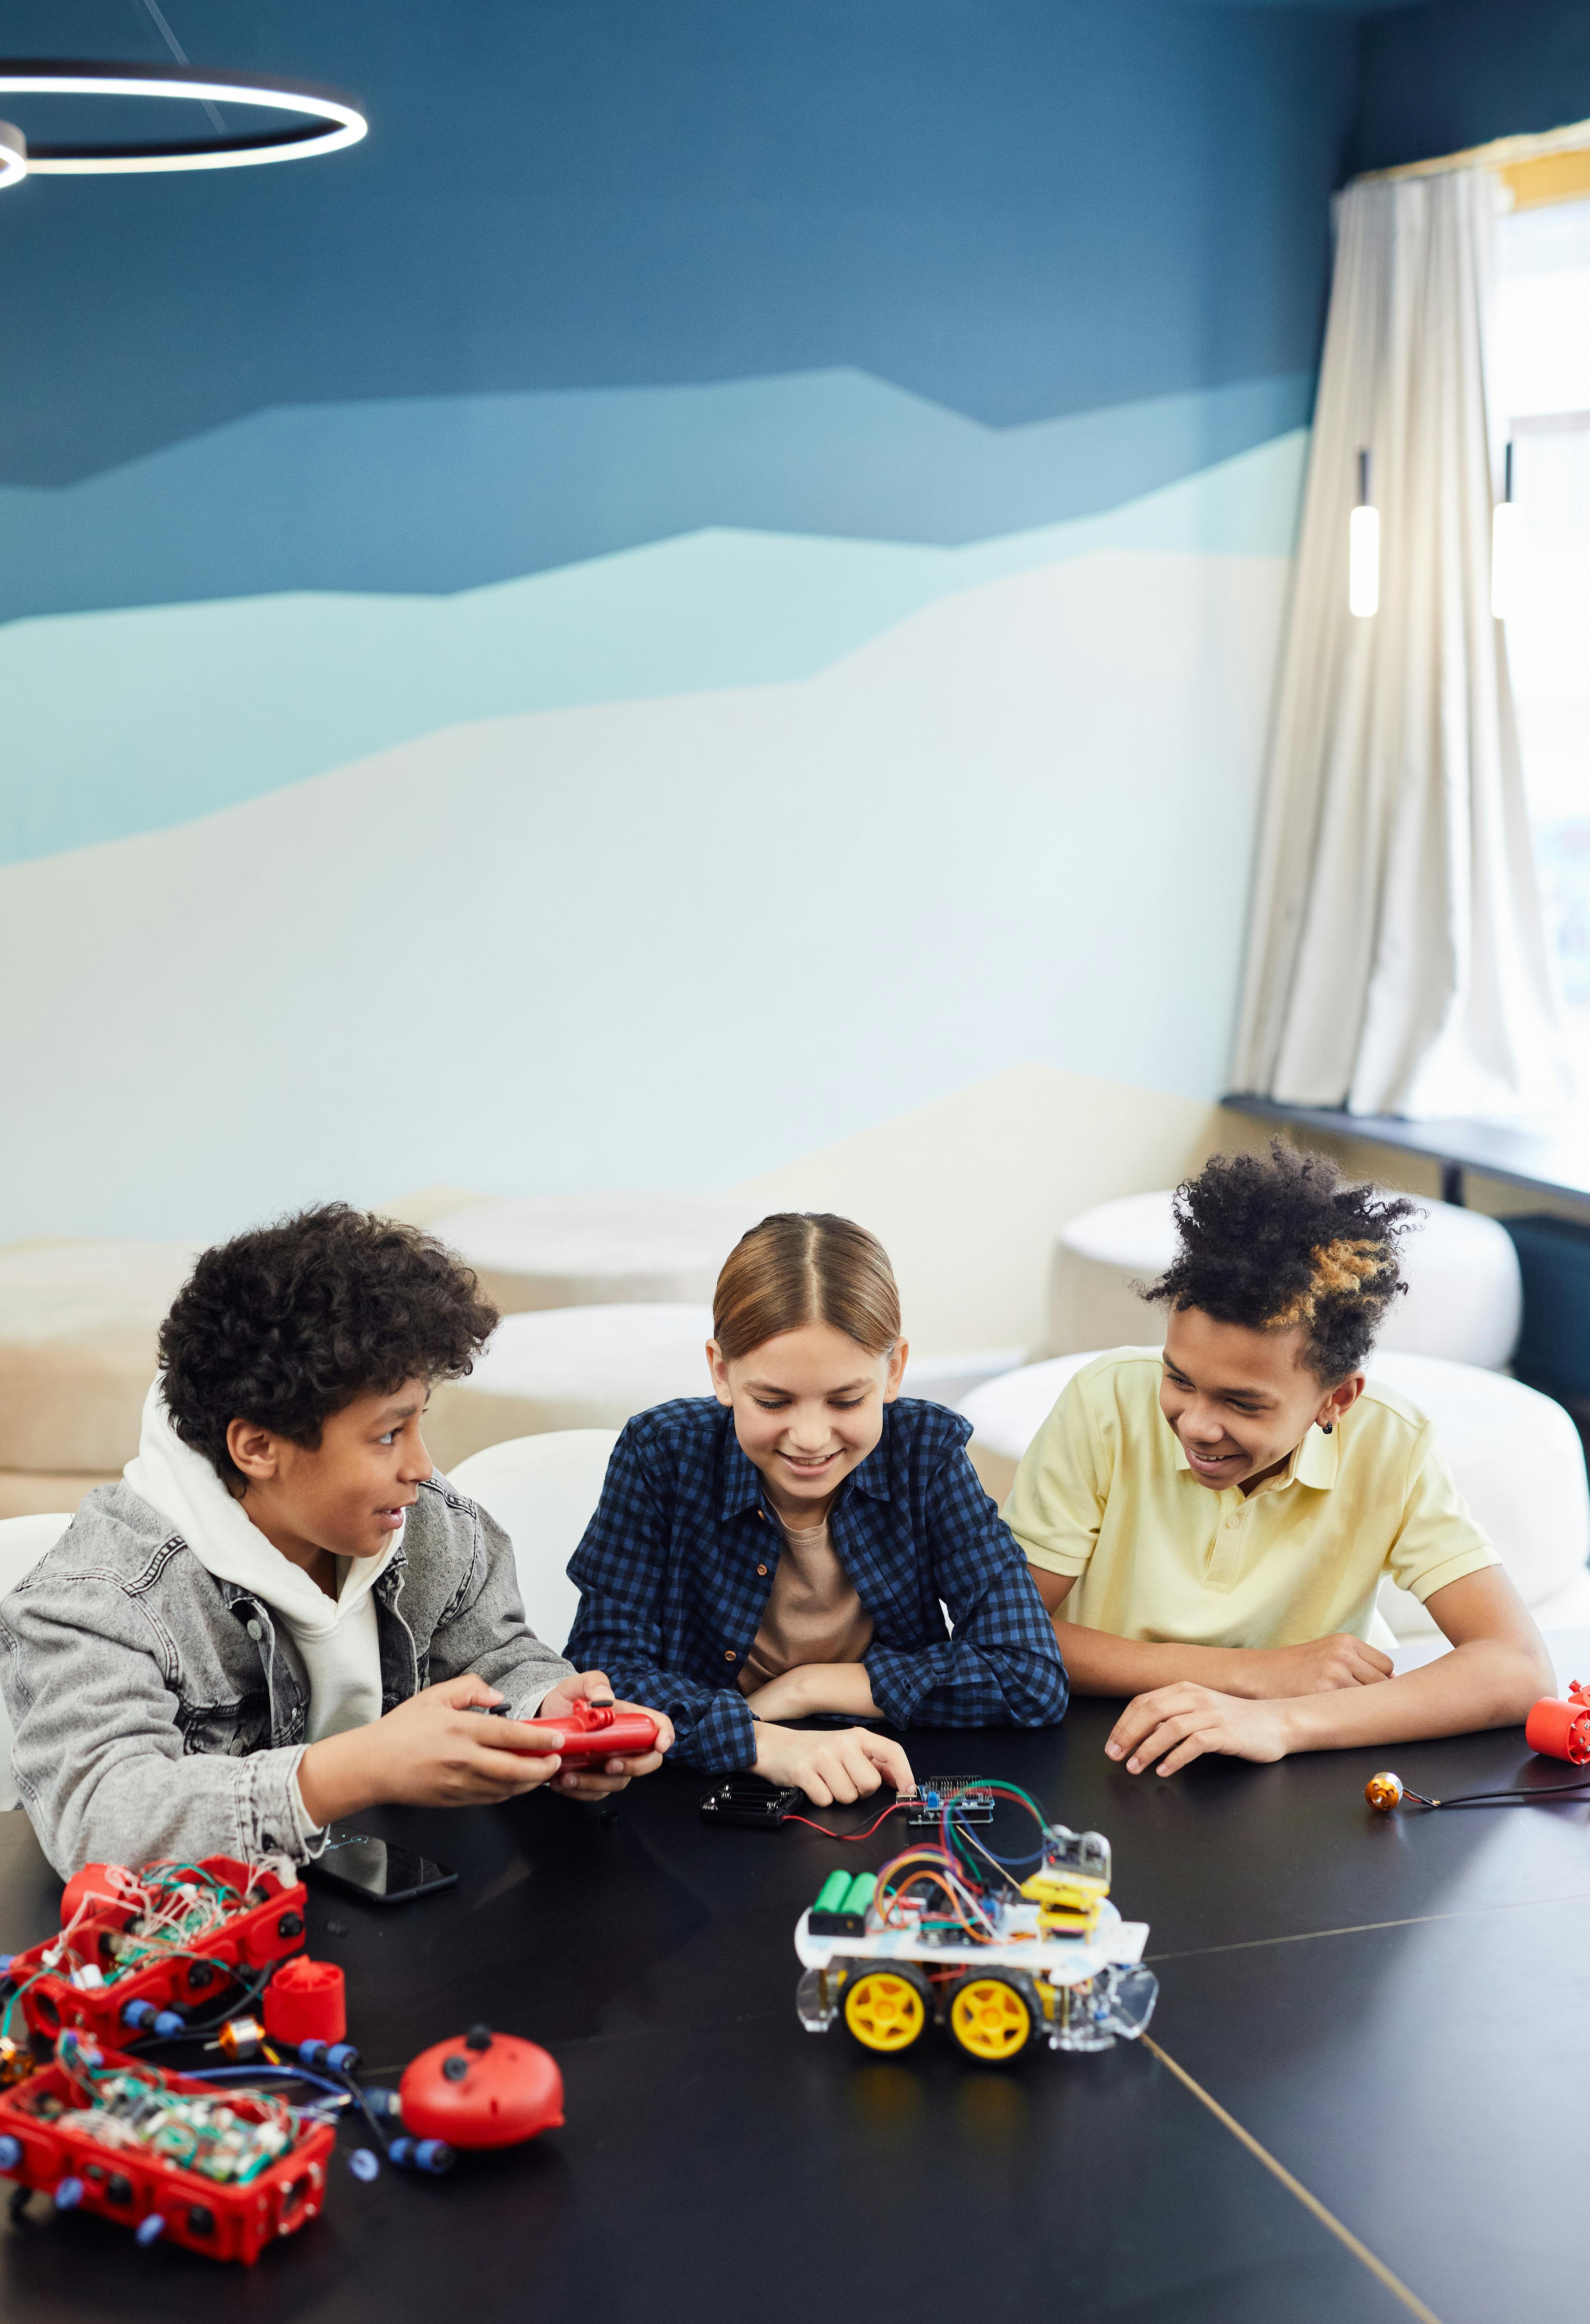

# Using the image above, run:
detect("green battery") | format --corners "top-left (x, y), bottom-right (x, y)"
top-left (814, 1871), bottom-right (853, 1914)
top-left (843, 1873), bottom-right (877, 1916)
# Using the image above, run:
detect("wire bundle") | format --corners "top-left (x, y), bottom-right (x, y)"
top-left (870, 1782), bottom-right (1052, 1937)
top-left (0, 1859), bottom-right (281, 2046)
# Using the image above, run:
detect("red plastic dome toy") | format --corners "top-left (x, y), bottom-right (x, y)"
top-left (399, 2026), bottom-right (563, 2148)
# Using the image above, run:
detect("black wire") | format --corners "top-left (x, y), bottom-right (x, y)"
top-left (1429, 1778), bottom-right (1590, 1807)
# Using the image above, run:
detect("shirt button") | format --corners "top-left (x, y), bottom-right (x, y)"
top-left (724, 1650), bottom-right (737, 1662)
top-left (246, 1620), bottom-right (264, 1640)
top-left (756, 1563), bottom-right (768, 1576)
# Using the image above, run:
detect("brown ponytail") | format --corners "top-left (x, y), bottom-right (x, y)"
top-left (712, 1213), bottom-right (900, 1364)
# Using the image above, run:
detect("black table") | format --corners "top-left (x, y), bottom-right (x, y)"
top-left (4, 1692), bottom-right (1589, 2324)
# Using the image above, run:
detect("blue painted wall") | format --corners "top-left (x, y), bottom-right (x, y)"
top-left (1355, 0), bottom-right (1590, 173)
top-left (0, 0), bottom-right (1354, 481)
top-left (0, 1), bottom-right (1385, 1241)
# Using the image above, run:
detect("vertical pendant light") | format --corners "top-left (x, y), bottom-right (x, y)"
top-left (1491, 439), bottom-right (1519, 621)
top-left (1349, 447), bottom-right (1380, 618)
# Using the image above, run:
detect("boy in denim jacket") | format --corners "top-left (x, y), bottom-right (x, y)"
top-left (0, 1205), bottom-right (671, 1875)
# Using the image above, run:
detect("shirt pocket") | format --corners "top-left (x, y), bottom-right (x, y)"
top-left (176, 1693), bottom-right (272, 1759)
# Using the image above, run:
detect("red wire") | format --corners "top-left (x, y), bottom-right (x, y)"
top-left (783, 1801), bottom-right (903, 1842)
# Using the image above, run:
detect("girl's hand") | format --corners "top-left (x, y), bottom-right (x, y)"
top-left (742, 1664), bottom-right (880, 1722)
top-left (752, 1722), bottom-right (913, 1805)
top-left (1105, 1684), bottom-right (1296, 1777)
top-left (536, 1669), bottom-right (675, 1801)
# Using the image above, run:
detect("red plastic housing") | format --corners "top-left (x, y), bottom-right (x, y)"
top-left (512, 1700), bottom-right (659, 1760)
top-left (7, 1857), bottom-right (307, 2043)
top-left (1526, 1680), bottom-right (1590, 1765)
top-left (399, 2030), bottom-right (564, 2148)
top-left (263, 1957), bottom-right (346, 2047)
top-left (0, 2047), bottom-right (334, 2264)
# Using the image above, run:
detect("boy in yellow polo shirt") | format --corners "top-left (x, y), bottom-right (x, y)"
top-left (1008, 1143), bottom-right (1554, 1778)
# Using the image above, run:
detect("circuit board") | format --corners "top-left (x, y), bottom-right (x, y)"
top-left (0, 2033), bottom-right (334, 2264)
top-left (905, 1778), bottom-right (996, 1826)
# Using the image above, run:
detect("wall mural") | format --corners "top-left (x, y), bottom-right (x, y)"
top-left (0, 0), bottom-right (1351, 1241)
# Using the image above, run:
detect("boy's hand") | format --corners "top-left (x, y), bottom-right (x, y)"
top-left (1105, 1684), bottom-right (1295, 1777)
top-left (1235, 1635), bottom-right (1394, 1698)
top-left (298, 1674), bottom-right (569, 1826)
top-left (536, 1669), bottom-right (675, 1801)
top-left (752, 1722), bottom-right (914, 1806)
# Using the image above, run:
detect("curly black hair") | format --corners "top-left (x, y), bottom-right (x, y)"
top-left (1142, 1141), bottom-right (1417, 1381)
top-left (158, 1204), bottom-right (498, 1484)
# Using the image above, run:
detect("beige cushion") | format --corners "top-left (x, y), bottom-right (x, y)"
top-left (425, 1303), bottom-right (715, 1470)
top-left (0, 1242), bottom-right (194, 1470)
top-left (1046, 1190), bottom-right (1523, 1370)
top-left (428, 1195), bottom-right (759, 1315)
top-left (0, 1470), bottom-right (117, 1521)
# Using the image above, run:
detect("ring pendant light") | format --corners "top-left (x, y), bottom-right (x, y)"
top-left (0, 59), bottom-right (366, 176)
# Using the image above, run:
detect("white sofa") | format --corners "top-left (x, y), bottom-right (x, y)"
top-left (428, 1193), bottom-right (759, 1317)
top-left (449, 1430), bottom-right (617, 1656)
top-left (0, 1511), bottom-right (75, 1810)
top-left (961, 1347), bottom-right (1590, 1644)
top-left (424, 1304), bottom-right (713, 1472)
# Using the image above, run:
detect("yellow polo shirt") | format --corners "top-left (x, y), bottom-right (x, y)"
top-left (1004, 1348), bottom-right (1498, 1649)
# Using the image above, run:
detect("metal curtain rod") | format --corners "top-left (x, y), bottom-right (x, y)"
top-left (1352, 113), bottom-right (1590, 188)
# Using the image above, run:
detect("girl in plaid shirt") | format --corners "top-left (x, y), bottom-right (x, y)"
top-left (566, 1213), bottom-right (1068, 1803)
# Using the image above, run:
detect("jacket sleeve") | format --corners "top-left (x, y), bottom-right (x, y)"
top-left (863, 1445), bottom-right (1070, 1731)
top-left (424, 1493), bottom-right (574, 1716)
top-left (564, 1424), bottom-right (756, 1773)
top-left (0, 1569), bottom-right (311, 1878)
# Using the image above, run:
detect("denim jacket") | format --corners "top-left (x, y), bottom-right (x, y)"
top-left (0, 1474), bottom-right (572, 1876)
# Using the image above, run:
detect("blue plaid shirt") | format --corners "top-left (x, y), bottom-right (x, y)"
top-left (565, 1396), bottom-right (1068, 1772)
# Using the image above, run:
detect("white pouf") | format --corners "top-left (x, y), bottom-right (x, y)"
top-left (0, 1240), bottom-right (195, 1474)
top-left (961, 1347), bottom-right (1590, 1645)
top-left (449, 1431), bottom-right (618, 1657)
top-left (428, 1194), bottom-right (761, 1316)
top-left (424, 1303), bottom-right (715, 1471)
top-left (1046, 1190), bottom-right (1523, 1371)
top-left (0, 1510), bottom-right (77, 1810)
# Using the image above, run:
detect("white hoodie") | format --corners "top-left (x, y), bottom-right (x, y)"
top-left (124, 1380), bottom-right (398, 1745)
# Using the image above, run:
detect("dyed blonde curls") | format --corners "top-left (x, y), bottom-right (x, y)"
top-left (713, 1213), bottom-right (900, 1364)
top-left (1266, 1239), bottom-right (1384, 1329)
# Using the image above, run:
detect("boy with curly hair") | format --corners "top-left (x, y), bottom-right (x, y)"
top-left (1009, 1143), bottom-right (1553, 1778)
top-left (0, 1206), bottom-right (671, 1874)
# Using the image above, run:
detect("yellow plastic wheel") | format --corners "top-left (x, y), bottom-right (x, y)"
top-left (947, 1972), bottom-right (1038, 2063)
top-left (842, 1966), bottom-right (931, 2053)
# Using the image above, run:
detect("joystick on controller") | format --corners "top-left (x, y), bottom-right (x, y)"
top-left (398, 2025), bottom-right (564, 2148)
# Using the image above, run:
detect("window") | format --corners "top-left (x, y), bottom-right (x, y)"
top-left (1495, 197), bottom-right (1590, 1053)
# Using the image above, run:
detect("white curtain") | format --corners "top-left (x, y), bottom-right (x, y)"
top-left (1231, 169), bottom-right (1575, 1120)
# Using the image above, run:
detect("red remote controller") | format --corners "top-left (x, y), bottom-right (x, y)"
top-left (399, 2025), bottom-right (564, 2148)
top-left (511, 1698), bottom-right (659, 1760)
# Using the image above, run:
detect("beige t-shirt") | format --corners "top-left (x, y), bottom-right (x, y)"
top-left (739, 1511), bottom-right (874, 1692)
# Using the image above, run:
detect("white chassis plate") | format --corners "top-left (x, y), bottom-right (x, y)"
top-left (794, 1896), bottom-right (1149, 1986)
